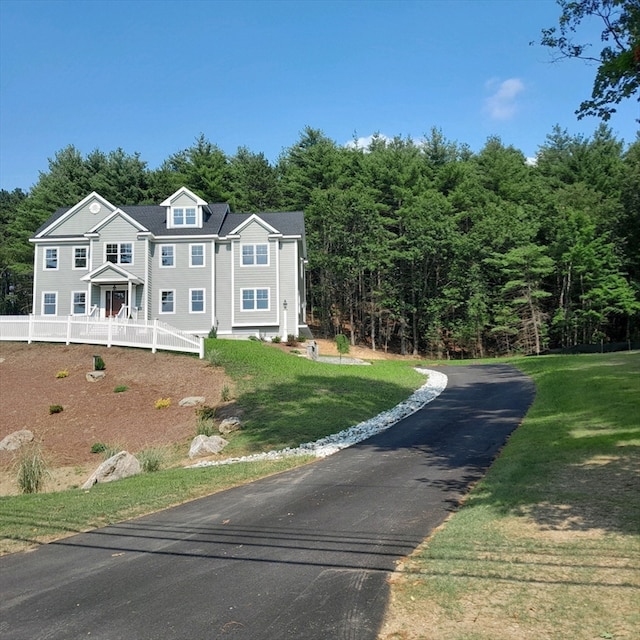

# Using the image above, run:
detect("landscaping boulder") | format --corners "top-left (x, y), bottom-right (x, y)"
top-left (0, 429), bottom-right (34, 451)
top-left (179, 396), bottom-right (206, 407)
top-left (218, 417), bottom-right (242, 435)
top-left (82, 451), bottom-right (141, 489)
top-left (189, 435), bottom-right (229, 458)
top-left (86, 371), bottom-right (106, 382)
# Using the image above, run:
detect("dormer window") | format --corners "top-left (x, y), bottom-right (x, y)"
top-left (173, 207), bottom-right (197, 227)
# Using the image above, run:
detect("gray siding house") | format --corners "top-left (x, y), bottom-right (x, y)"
top-left (30, 187), bottom-right (309, 339)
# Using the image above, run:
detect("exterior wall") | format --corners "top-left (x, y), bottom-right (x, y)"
top-left (46, 197), bottom-right (115, 236)
top-left (95, 217), bottom-right (146, 281)
top-left (214, 242), bottom-right (233, 335)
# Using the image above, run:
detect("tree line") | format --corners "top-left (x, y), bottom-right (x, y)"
top-left (1, 125), bottom-right (639, 357)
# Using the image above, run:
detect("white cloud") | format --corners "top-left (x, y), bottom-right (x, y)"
top-left (344, 133), bottom-right (393, 151)
top-left (484, 78), bottom-right (525, 120)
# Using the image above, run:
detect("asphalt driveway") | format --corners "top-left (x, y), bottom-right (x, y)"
top-left (0, 363), bottom-right (534, 640)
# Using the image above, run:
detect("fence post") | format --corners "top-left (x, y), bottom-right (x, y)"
top-left (107, 317), bottom-right (113, 348)
top-left (152, 318), bottom-right (158, 354)
top-left (66, 315), bottom-right (72, 345)
top-left (28, 314), bottom-right (33, 344)
top-left (199, 335), bottom-right (205, 359)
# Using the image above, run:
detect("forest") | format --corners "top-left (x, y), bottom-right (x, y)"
top-left (1, 124), bottom-right (639, 358)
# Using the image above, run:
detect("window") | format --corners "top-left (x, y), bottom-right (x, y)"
top-left (160, 290), bottom-right (175, 314)
top-left (72, 291), bottom-right (86, 315)
top-left (160, 245), bottom-right (175, 268)
top-left (242, 244), bottom-right (268, 266)
top-left (190, 289), bottom-right (205, 313)
top-left (44, 247), bottom-right (58, 270)
top-left (73, 247), bottom-right (88, 269)
top-left (242, 288), bottom-right (269, 311)
top-left (106, 242), bottom-right (133, 265)
top-left (172, 207), bottom-right (197, 226)
top-left (190, 244), bottom-right (205, 267)
top-left (42, 292), bottom-right (57, 315)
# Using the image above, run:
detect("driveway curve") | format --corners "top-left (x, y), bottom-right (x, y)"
top-left (0, 363), bottom-right (534, 640)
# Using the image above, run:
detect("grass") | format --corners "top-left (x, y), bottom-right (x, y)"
top-left (382, 351), bottom-right (640, 640)
top-left (0, 339), bottom-right (426, 554)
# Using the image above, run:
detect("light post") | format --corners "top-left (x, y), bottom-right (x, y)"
top-left (282, 299), bottom-right (288, 341)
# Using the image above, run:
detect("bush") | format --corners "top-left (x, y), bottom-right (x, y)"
top-left (196, 405), bottom-right (217, 421)
top-left (113, 385), bottom-right (129, 393)
top-left (16, 444), bottom-right (48, 494)
top-left (297, 334), bottom-right (307, 343)
top-left (55, 370), bottom-right (69, 379)
top-left (154, 398), bottom-right (171, 409)
top-left (90, 442), bottom-right (107, 454)
top-left (271, 335), bottom-right (282, 344)
top-left (286, 334), bottom-right (298, 347)
top-left (208, 326), bottom-right (217, 339)
top-left (49, 404), bottom-right (63, 414)
top-left (137, 447), bottom-right (166, 473)
top-left (336, 334), bottom-right (350, 361)
top-left (93, 355), bottom-right (106, 371)
top-left (221, 385), bottom-right (232, 402)
top-left (205, 349), bottom-right (224, 367)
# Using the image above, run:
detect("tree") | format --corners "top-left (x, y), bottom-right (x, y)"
top-left (538, 0), bottom-right (640, 121)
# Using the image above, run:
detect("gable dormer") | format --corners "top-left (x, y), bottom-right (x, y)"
top-left (161, 187), bottom-right (207, 230)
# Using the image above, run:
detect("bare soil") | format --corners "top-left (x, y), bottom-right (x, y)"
top-left (0, 338), bottom-right (396, 495)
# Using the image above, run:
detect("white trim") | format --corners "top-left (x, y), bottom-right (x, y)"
top-left (160, 187), bottom-right (207, 207)
top-left (144, 236), bottom-right (150, 322)
top-left (189, 288), bottom-right (206, 314)
top-left (42, 291), bottom-right (57, 316)
top-left (87, 208), bottom-right (148, 234)
top-left (229, 213), bottom-right (279, 235)
top-left (72, 246), bottom-right (89, 270)
top-left (189, 243), bottom-right (206, 268)
top-left (159, 289), bottom-right (176, 315)
top-left (43, 247), bottom-right (59, 271)
top-left (159, 244), bottom-right (176, 268)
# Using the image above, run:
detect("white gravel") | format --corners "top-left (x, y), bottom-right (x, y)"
top-left (188, 368), bottom-right (448, 468)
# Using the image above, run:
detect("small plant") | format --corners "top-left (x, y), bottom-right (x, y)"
top-left (196, 405), bottom-right (217, 421)
top-left (55, 370), bottom-right (69, 379)
top-left (49, 404), bottom-right (63, 414)
top-left (90, 442), bottom-right (107, 454)
top-left (195, 416), bottom-right (216, 437)
top-left (113, 385), bottom-right (129, 393)
top-left (221, 385), bottom-right (232, 402)
top-left (205, 348), bottom-right (224, 367)
top-left (208, 325), bottom-right (217, 339)
top-left (286, 334), bottom-right (298, 347)
top-left (16, 443), bottom-right (48, 494)
top-left (137, 447), bottom-right (166, 473)
top-left (93, 355), bottom-right (106, 371)
top-left (101, 444), bottom-right (122, 460)
top-left (271, 335), bottom-right (281, 344)
top-left (336, 334), bottom-right (350, 362)
top-left (248, 335), bottom-right (260, 342)
top-left (154, 398), bottom-right (171, 409)
top-left (296, 334), bottom-right (307, 343)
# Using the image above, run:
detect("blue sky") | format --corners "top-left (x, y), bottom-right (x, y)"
top-left (1, 0), bottom-right (638, 191)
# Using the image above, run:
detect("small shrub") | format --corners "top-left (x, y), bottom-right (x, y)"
top-left (195, 416), bottom-right (216, 437)
top-left (101, 444), bottom-right (122, 460)
top-left (205, 348), bottom-right (224, 367)
top-left (113, 385), bottom-right (129, 393)
top-left (16, 444), bottom-right (48, 494)
top-left (248, 335), bottom-right (260, 342)
top-left (49, 404), bottom-right (63, 414)
top-left (336, 334), bottom-right (350, 361)
top-left (208, 326), bottom-right (218, 339)
top-left (154, 398), bottom-right (171, 409)
top-left (55, 370), bottom-right (69, 379)
top-left (271, 335), bottom-right (282, 344)
top-left (137, 447), bottom-right (166, 473)
top-left (286, 334), bottom-right (298, 347)
top-left (90, 442), bottom-right (107, 454)
top-left (297, 334), bottom-right (307, 343)
top-left (221, 385), bottom-right (232, 402)
top-left (93, 355), bottom-right (106, 371)
top-left (196, 405), bottom-right (217, 421)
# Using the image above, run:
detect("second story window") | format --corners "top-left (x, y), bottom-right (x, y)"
top-left (106, 242), bottom-right (133, 265)
top-left (242, 244), bottom-right (268, 266)
top-left (73, 247), bottom-right (88, 269)
top-left (172, 207), bottom-right (197, 226)
top-left (160, 245), bottom-right (175, 267)
top-left (190, 244), bottom-right (205, 267)
top-left (44, 247), bottom-right (58, 270)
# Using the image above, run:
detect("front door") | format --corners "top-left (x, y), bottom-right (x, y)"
top-left (106, 290), bottom-right (127, 317)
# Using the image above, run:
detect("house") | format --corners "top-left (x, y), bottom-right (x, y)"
top-left (29, 186), bottom-right (309, 339)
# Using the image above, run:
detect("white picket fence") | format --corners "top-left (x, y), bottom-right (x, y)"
top-left (0, 315), bottom-right (205, 358)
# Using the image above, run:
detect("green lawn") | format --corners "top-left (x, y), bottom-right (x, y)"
top-left (381, 351), bottom-right (640, 640)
